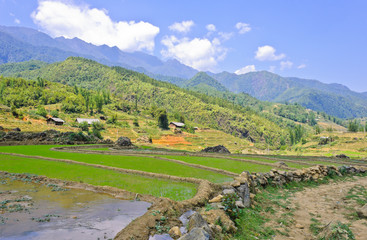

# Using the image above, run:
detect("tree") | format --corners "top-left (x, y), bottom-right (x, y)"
top-left (157, 109), bottom-right (169, 129)
top-left (36, 105), bottom-right (48, 118)
top-left (348, 120), bottom-right (359, 132)
top-left (315, 125), bottom-right (321, 135)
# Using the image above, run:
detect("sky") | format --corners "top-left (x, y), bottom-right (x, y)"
top-left (1, 0), bottom-right (367, 92)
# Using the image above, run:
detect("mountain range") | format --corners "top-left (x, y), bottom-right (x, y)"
top-left (1, 25), bottom-right (366, 119)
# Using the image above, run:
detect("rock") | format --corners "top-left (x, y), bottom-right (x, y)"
top-left (149, 234), bottom-right (174, 240)
top-left (0, 126), bottom-right (3, 131)
top-left (230, 180), bottom-right (241, 187)
top-left (187, 213), bottom-right (213, 237)
top-left (115, 136), bottom-right (132, 147)
top-left (275, 161), bottom-right (288, 168)
top-left (179, 210), bottom-right (196, 226)
top-left (295, 224), bottom-right (304, 229)
top-left (200, 209), bottom-right (237, 233)
top-left (237, 183), bottom-right (251, 207)
top-left (12, 127), bottom-right (21, 132)
top-left (136, 135), bottom-right (152, 143)
top-left (209, 195), bottom-right (223, 203)
top-left (235, 200), bottom-right (245, 208)
top-left (336, 154), bottom-right (350, 159)
top-left (178, 228), bottom-right (210, 240)
top-left (222, 188), bottom-right (236, 195)
top-left (201, 145), bottom-right (231, 154)
top-left (357, 204), bottom-right (367, 219)
top-left (168, 226), bottom-right (182, 238)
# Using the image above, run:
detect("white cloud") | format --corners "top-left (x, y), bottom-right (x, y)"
top-left (218, 32), bottom-right (234, 41)
top-left (297, 64), bottom-right (306, 69)
top-left (169, 20), bottom-right (194, 33)
top-left (269, 66), bottom-right (276, 72)
top-left (206, 24), bottom-right (216, 32)
top-left (235, 65), bottom-right (256, 75)
top-left (255, 45), bottom-right (285, 61)
top-left (31, 0), bottom-right (159, 52)
top-left (161, 35), bottom-right (227, 71)
top-left (280, 61), bottom-right (293, 70)
top-left (235, 22), bottom-right (251, 34)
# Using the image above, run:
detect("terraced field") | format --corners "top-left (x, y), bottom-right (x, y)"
top-left (0, 145), bottom-right (361, 201)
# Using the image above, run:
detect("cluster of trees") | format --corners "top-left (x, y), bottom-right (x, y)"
top-left (347, 120), bottom-right (367, 132)
top-left (273, 104), bottom-right (317, 126)
top-left (0, 76), bottom-right (111, 116)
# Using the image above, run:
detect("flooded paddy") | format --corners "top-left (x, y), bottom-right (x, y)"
top-left (0, 178), bottom-right (151, 240)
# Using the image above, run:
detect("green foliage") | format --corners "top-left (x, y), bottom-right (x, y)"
top-left (315, 125), bottom-right (321, 135)
top-left (36, 105), bottom-right (47, 118)
top-left (50, 110), bottom-right (59, 118)
top-left (133, 118), bottom-right (139, 127)
top-left (107, 114), bottom-right (118, 124)
top-left (78, 122), bottom-right (89, 132)
top-left (348, 120), bottom-right (360, 132)
top-left (222, 193), bottom-right (241, 220)
top-left (157, 109), bottom-right (169, 129)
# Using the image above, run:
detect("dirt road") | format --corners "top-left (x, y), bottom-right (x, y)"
top-left (275, 176), bottom-right (367, 240)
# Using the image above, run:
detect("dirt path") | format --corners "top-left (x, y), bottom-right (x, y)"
top-left (275, 176), bottom-right (367, 240)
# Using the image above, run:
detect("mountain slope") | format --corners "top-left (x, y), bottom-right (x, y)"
top-left (212, 71), bottom-right (367, 118)
top-left (3, 57), bottom-right (288, 147)
top-left (0, 25), bottom-right (198, 79)
top-left (183, 72), bottom-right (228, 92)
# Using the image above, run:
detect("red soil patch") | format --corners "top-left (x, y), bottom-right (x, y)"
top-left (153, 135), bottom-right (191, 146)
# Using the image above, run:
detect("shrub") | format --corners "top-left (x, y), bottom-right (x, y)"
top-left (133, 118), bottom-right (139, 127)
top-left (222, 193), bottom-right (241, 221)
top-left (50, 110), bottom-right (59, 118)
top-left (78, 122), bottom-right (89, 132)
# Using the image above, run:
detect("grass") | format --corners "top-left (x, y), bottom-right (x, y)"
top-left (157, 155), bottom-right (274, 174)
top-left (0, 145), bottom-right (232, 183)
top-left (0, 154), bottom-right (197, 201)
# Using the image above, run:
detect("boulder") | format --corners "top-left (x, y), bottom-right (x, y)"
top-left (187, 213), bottom-right (213, 237)
top-left (237, 183), bottom-right (251, 207)
top-left (178, 228), bottom-right (210, 240)
top-left (115, 136), bottom-right (132, 147)
top-left (12, 127), bottom-right (21, 132)
top-left (222, 188), bottom-right (236, 195)
top-left (208, 195), bottom-right (223, 203)
top-left (0, 126), bottom-right (4, 131)
top-left (200, 209), bottom-right (237, 233)
top-left (201, 145), bottom-right (230, 154)
top-left (168, 226), bottom-right (182, 239)
top-left (336, 154), bottom-right (350, 159)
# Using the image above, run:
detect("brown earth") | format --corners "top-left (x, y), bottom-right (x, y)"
top-left (153, 135), bottom-right (191, 146)
top-left (272, 176), bottom-right (367, 240)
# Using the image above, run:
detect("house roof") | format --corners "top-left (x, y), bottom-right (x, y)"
top-left (76, 118), bottom-right (100, 124)
top-left (48, 117), bottom-right (65, 123)
top-left (170, 122), bottom-right (185, 127)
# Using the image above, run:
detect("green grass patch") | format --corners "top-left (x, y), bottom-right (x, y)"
top-left (0, 145), bottom-right (232, 183)
top-left (86, 148), bottom-right (111, 151)
top-left (0, 155), bottom-right (197, 201)
top-left (157, 155), bottom-right (274, 174)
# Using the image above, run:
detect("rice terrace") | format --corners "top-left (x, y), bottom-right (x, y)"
top-left (1, 1), bottom-right (367, 240)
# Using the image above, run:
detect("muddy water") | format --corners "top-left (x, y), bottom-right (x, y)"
top-left (0, 179), bottom-right (151, 240)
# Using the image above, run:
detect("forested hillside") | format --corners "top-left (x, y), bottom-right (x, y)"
top-left (1, 57), bottom-right (289, 148)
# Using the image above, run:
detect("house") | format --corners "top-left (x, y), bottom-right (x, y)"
top-left (76, 118), bottom-right (100, 125)
top-left (169, 122), bottom-right (185, 129)
top-left (47, 117), bottom-right (65, 126)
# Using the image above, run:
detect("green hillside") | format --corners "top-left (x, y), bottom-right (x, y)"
top-left (0, 57), bottom-right (288, 148)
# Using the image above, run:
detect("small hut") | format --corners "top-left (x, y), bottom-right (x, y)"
top-left (47, 117), bottom-right (65, 126)
top-left (169, 122), bottom-right (185, 129)
top-left (76, 118), bottom-right (100, 125)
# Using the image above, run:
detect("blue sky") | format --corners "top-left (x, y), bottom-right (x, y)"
top-left (1, 0), bottom-right (367, 92)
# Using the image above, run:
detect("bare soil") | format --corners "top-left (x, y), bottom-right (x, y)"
top-left (272, 176), bottom-right (367, 240)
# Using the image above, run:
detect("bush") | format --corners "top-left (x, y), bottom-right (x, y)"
top-left (222, 193), bottom-right (241, 221)
top-left (78, 122), bottom-right (89, 132)
top-left (50, 110), bottom-right (59, 118)
top-left (92, 121), bottom-right (104, 131)
top-left (133, 118), bottom-right (139, 127)
top-left (36, 106), bottom-right (48, 118)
